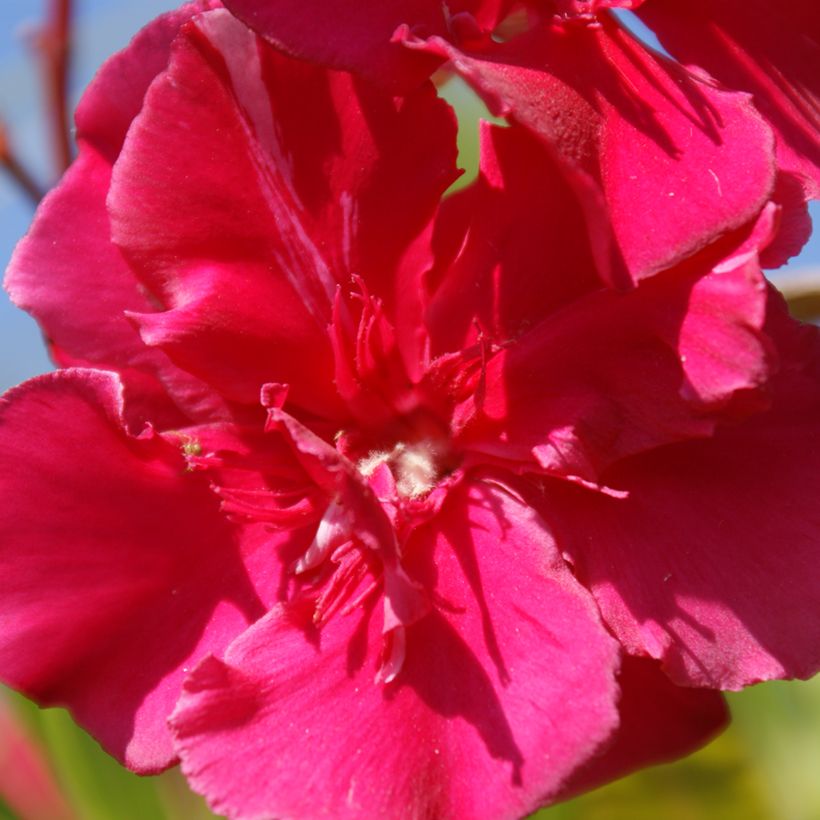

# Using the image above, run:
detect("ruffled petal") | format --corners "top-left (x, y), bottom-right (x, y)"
top-left (109, 9), bottom-right (457, 416)
top-left (536, 316), bottom-right (820, 688)
top-left (75, 0), bottom-right (221, 162)
top-left (639, 0), bottom-right (820, 198)
top-left (427, 122), bottom-right (602, 356)
top-left (759, 173), bottom-right (814, 269)
top-left (408, 12), bottom-right (776, 286)
top-left (5, 2), bottom-right (229, 428)
top-left (453, 254), bottom-right (772, 485)
top-left (221, 0), bottom-right (506, 89)
top-left (0, 370), bottom-right (271, 772)
top-left (171, 477), bottom-right (621, 819)
top-left (562, 657), bottom-right (728, 797)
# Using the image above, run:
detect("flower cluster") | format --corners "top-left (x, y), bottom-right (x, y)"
top-left (0, 1), bottom-right (818, 818)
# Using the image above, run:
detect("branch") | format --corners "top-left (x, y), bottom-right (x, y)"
top-left (0, 121), bottom-right (46, 205)
top-left (35, 0), bottom-right (74, 174)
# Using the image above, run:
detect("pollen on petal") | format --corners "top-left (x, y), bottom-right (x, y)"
top-left (393, 442), bottom-right (440, 499)
top-left (357, 450), bottom-right (391, 478)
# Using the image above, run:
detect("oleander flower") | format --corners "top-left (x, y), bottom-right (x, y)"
top-left (1, 3), bottom-right (819, 819)
top-left (223, 0), bottom-right (819, 286)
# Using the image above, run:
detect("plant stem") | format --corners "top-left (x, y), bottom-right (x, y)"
top-left (37, 0), bottom-right (74, 175)
top-left (0, 121), bottom-right (46, 204)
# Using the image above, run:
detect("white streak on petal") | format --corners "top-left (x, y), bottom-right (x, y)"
top-left (376, 626), bottom-right (406, 685)
top-left (294, 499), bottom-right (350, 574)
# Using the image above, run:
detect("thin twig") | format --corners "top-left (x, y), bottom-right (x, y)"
top-left (0, 121), bottom-right (46, 205)
top-left (35, 0), bottom-right (74, 175)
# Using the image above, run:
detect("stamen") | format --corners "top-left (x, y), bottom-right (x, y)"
top-left (357, 440), bottom-right (444, 499)
top-left (393, 443), bottom-right (439, 499)
top-left (313, 541), bottom-right (372, 625)
top-left (357, 450), bottom-right (391, 478)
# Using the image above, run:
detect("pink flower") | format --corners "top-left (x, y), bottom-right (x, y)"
top-left (0, 3), bottom-right (818, 819)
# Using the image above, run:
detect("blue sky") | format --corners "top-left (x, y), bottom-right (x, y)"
top-left (0, 1), bottom-right (817, 392)
top-left (0, 0), bottom-right (177, 390)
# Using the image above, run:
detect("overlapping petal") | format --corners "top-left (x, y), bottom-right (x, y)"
top-left (171, 478), bottom-right (621, 819)
top-left (109, 8), bottom-right (458, 417)
top-left (427, 122), bottom-right (602, 355)
top-left (639, 0), bottom-right (820, 198)
top-left (451, 252), bottom-right (772, 485)
top-left (1, 0), bottom-right (819, 812)
top-left (407, 13), bottom-right (776, 286)
top-left (535, 313), bottom-right (820, 689)
top-left (0, 370), bottom-right (275, 772)
top-left (75, 0), bottom-right (223, 163)
top-left (562, 657), bottom-right (727, 797)
top-left (221, 0), bottom-right (506, 89)
top-left (6, 1), bottom-right (228, 429)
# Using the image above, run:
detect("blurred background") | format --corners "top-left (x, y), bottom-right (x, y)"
top-left (0, 2), bottom-right (818, 819)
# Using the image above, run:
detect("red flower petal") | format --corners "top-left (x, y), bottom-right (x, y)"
top-left (408, 12), bottom-right (776, 286)
top-left (554, 0), bottom-right (646, 12)
top-left (171, 477), bottom-right (620, 819)
top-left (0, 370), bottom-right (271, 772)
top-left (453, 254), bottom-right (772, 484)
top-left (6, 2), bottom-right (228, 429)
top-left (538, 316), bottom-right (820, 688)
top-left (221, 0), bottom-right (506, 89)
top-left (75, 0), bottom-right (221, 163)
top-left (759, 173), bottom-right (814, 269)
top-left (563, 657), bottom-right (727, 796)
top-left (639, 0), bottom-right (820, 198)
top-left (427, 122), bottom-right (602, 356)
top-left (109, 9), bottom-right (457, 416)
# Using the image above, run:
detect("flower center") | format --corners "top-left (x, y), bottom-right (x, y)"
top-left (339, 409), bottom-right (459, 501)
top-left (357, 439), bottom-right (446, 499)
